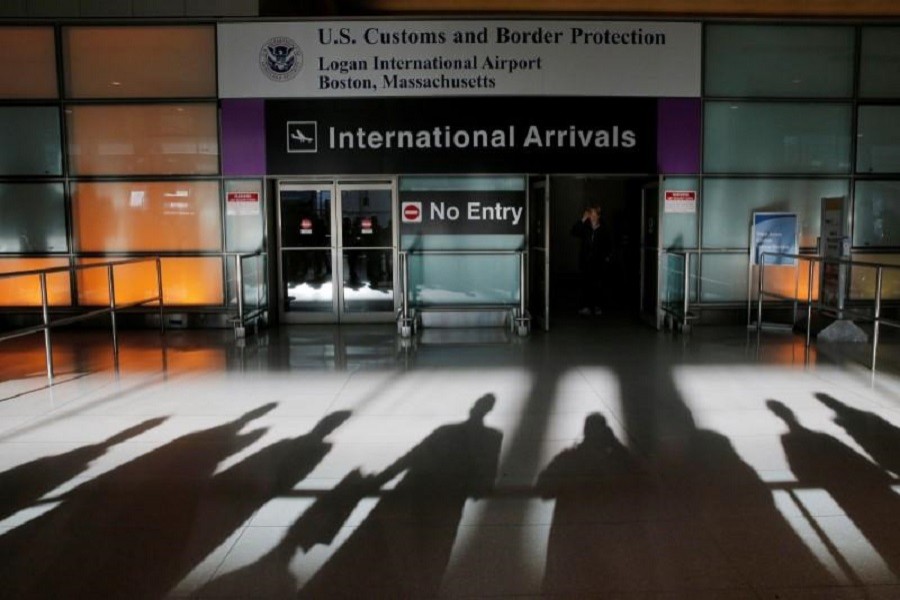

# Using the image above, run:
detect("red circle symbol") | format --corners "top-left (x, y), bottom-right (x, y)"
top-left (403, 204), bottom-right (420, 221)
top-left (301, 218), bottom-right (312, 229)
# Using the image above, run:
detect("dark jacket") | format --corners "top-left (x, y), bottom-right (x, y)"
top-left (571, 219), bottom-right (611, 272)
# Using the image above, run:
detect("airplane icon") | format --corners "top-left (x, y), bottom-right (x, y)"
top-left (290, 129), bottom-right (314, 143)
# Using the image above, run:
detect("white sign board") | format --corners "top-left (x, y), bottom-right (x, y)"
top-left (664, 190), bottom-right (696, 213)
top-left (218, 20), bottom-right (701, 99)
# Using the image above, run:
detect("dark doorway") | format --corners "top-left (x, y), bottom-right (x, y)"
top-left (548, 176), bottom-right (654, 318)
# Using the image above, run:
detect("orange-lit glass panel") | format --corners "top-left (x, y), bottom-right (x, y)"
top-left (77, 257), bottom-right (223, 306)
top-left (0, 258), bottom-right (71, 306)
top-left (76, 258), bottom-right (160, 306)
top-left (755, 262), bottom-right (821, 301)
top-left (66, 104), bottom-right (218, 176)
top-left (72, 181), bottom-right (222, 252)
top-left (63, 26), bottom-right (215, 99)
top-left (0, 27), bottom-right (57, 99)
top-left (850, 253), bottom-right (900, 301)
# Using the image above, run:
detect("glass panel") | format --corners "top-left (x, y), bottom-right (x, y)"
top-left (399, 175), bottom-right (526, 192)
top-left (854, 181), bottom-right (900, 248)
top-left (702, 178), bottom-right (849, 249)
top-left (860, 27), bottom-right (900, 98)
top-left (400, 234), bottom-right (524, 252)
top-left (343, 250), bottom-right (394, 313)
top-left (662, 177), bottom-right (698, 248)
top-left (0, 258), bottom-right (71, 307)
top-left (66, 104), bottom-right (219, 176)
top-left (663, 253), bottom-right (699, 306)
top-left (226, 253), bottom-right (267, 310)
top-left (0, 183), bottom-right (67, 253)
top-left (63, 26), bottom-right (215, 98)
top-left (76, 258), bottom-right (159, 306)
top-left (225, 180), bottom-right (264, 253)
top-left (409, 254), bottom-right (519, 307)
top-left (857, 106), bottom-right (900, 174)
top-left (704, 102), bottom-right (852, 174)
top-left (849, 253), bottom-right (900, 301)
top-left (700, 253), bottom-right (747, 302)
top-left (0, 107), bottom-right (62, 175)
top-left (341, 188), bottom-right (393, 248)
top-left (78, 257), bottom-right (222, 306)
top-left (72, 181), bottom-right (222, 252)
top-left (283, 250), bottom-right (333, 312)
top-left (705, 25), bottom-right (854, 98)
top-left (280, 188), bottom-right (332, 248)
top-left (0, 27), bottom-right (57, 99)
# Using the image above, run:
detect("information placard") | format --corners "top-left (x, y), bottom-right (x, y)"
top-left (751, 212), bottom-right (798, 266)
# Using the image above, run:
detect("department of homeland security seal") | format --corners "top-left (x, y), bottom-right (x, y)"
top-left (260, 37), bottom-right (302, 81)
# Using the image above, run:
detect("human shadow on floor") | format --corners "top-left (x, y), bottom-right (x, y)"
top-left (536, 413), bottom-right (658, 596)
top-left (0, 402), bottom-right (276, 600)
top-left (198, 467), bottom-right (376, 599)
top-left (0, 416), bottom-right (167, 523)
top-left (168, 410), bottom-right (352, 598)
top-left (297, 393), bottom-right (503, 599)
top-left (608, 361), bottom-right (841, 593)
top-left (768, 399), bottom-right (900, 580)
top-left (816, 392), bottom-right (900, 477)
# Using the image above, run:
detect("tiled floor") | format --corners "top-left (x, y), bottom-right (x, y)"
top-left (1, 315), bottom-right (900, 599)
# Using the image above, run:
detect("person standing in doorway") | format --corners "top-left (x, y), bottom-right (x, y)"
top-left (571, 205), bottom-right (611, 316)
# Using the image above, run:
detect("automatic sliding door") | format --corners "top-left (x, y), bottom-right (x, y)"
top-left (338, 183), bottom-right (396, 321)
top-left (278, 183), bottom-right (335, 321)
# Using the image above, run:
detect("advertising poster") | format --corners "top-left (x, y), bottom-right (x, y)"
top-left (751, 212), bottom-right (798, 266)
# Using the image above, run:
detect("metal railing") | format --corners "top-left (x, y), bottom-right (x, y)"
top-left (228, 251), bottom-right (268, 338)
top-left (0, 258), bottom-right (165, 381)
top-left (757, 252), bottom-right (900, 370)
top-left (661, 250), bottom-right (698, 331)
top-left (397, 249), bottom-right (529, 338)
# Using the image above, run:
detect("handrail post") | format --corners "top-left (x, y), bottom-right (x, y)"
top-left (757, 253), bottom-right (765, 334)
top-left (107, 264), bottom-right (119, 366)
top-left (401, 251), bottom-right (409, 325)
top-left (156, 258), bottom-right (165, 334)
top-left (236, 254), bottom-right (245, 329)
top-left (40, 273), bottom-right (54, 381)
top-left (872, 266), bottom-right (883, 371)
top-left (806, 259), bottom-right (814, 348)
top-left (682, 252), bottom-right (690, 330)
top-left (519, 250), bottom-right (526, 323)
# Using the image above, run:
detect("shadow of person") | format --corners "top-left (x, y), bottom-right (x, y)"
top-left (0, 402), bottom-right (277, 600)
top-left (198, 467), bottom-right (375, 600)
top-left (0, 416), bottom-right (167, 523)
top-left (299, 393), bottom-right (504, 599)
top-left (768, 399), bottom-right (900, 580)
top-left (170, 411), bottom-right (353, 598)
top-left (815, 392), bottom-right (900, 477)
top-left (536, 413), bottom-right (665, 596)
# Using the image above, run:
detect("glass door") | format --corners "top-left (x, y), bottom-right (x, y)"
top-left (279, 182), bottom-right (336, 322)
top-left (528, 175), bottom-right (550, 331)
top-left (640, 181), bottom-right (662, 329)
top-left (337, 182), bottom-right (396, 322)
top-left (278, 180), bottom-right (397, 324)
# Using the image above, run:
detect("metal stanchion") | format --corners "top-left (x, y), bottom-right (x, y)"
top-left (682, 253), bottom-right (690, 330)
top-left (806, 259), bottom-right (814, 348)
top-left (757, 254), bottom-right (765, 334)
top-left (872, 266), bottom-right (883, 372)
top-left (156, 258), bottom-right (165, 335)
top-left (235, 254), bottom-right (245, 339)
top-left (40, 273), bottom-right (54, 381)
top-left (107, 264), bottom-right (119, 369)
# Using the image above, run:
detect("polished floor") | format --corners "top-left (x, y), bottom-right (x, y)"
top-left (1, 315), bottom-right (900, 599)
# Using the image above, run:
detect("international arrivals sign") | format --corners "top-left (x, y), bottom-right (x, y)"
top-left (218, 20), bottom-right (701, 98)
top-left (265, 96), bottom-right (657, 174)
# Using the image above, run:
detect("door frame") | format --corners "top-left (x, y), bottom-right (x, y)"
top-left (640, 179), bottom-right (663, 329)
top-left (276, 177), bottom-right (399, 324)
top-left (528, 174), bottom-right (551, 331)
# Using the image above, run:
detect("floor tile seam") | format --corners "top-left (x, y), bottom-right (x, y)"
top-left (0, 372), bottom-right (175, 443)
